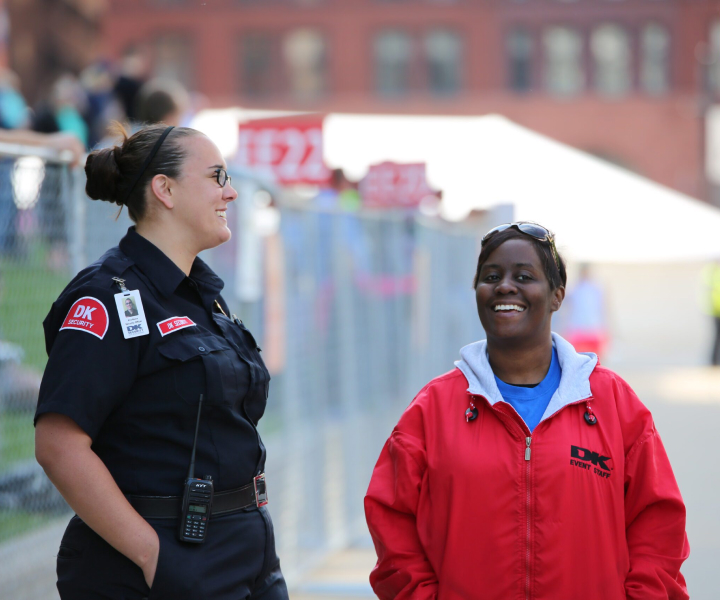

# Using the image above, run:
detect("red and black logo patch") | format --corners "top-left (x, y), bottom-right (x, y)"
top-left (60, 297), bottom-right (109, 340)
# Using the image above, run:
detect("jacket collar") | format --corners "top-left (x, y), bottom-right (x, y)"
top-left (118, 227), bottom-right (224, 300)
top-left (455, 332), bottom-right (597, 423)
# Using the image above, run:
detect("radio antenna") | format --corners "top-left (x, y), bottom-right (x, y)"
top-left (187, 394), bottom-right (204, 479)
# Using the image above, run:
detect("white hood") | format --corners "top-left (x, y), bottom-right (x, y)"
top-left (454, 332), bottom-right (598, 423)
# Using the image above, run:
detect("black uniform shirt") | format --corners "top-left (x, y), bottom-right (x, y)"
top-left (35, 227), bottom-right (269, 495)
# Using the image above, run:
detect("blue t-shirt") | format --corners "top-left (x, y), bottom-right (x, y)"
top-left (494, 347), bottom-right (561, 433)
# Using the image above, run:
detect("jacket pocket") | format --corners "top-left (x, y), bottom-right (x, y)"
top-left (158, 333), bottom-right (239, 407)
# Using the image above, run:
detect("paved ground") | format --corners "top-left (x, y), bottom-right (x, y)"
top-left (291, 547), bottom-right (377, 600)
top-left (621, 366), bottom-right (720, 600)
top-left (2, 366), bottom-right (719, 599)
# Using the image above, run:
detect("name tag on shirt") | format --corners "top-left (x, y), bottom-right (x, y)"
top-left (157, 316), bottom-right (196, 337)
top-left (114, 290), bottom-right (149, 339)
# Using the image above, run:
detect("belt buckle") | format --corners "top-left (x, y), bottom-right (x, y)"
top-left (253, 473), bottom-right (268, 507)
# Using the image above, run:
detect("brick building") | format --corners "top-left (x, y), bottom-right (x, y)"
top-left (6, 0), bottom-right (107, 103)
top-left (99, 1), bottom-right (720, 201)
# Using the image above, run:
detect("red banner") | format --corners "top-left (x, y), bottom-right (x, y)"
top-left (359, 162), bottom-right (437, 208)
top-left (236, 116), bottom-right (330, 185)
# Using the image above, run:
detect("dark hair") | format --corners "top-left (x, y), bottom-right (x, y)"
top-left (84, 122), bottom-right (197, 222)
top-left (136, 79), bottom-right (188, 125)
top-left (472, 227), bottom-right (567, 290)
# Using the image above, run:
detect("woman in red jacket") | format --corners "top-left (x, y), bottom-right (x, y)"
top-left (365, 222), bottom-right (689, 600)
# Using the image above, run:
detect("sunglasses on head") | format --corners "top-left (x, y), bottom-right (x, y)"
top-left (481, 222), bottom-right (560, 269)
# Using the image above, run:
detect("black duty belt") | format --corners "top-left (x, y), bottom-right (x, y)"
top-left (127, 474), bottom-right (268, 519)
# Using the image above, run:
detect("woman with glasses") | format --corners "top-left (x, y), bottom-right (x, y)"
top-left (365, 222), bottom-right (689, 600)
top-left (34, 124), bottom-right (289, 600)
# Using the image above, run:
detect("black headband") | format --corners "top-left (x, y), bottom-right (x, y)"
top-left (121, 126), bottom-right (175, 205)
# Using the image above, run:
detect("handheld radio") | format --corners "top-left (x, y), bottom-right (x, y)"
top-left (178, 394), bottom-right (214, 543)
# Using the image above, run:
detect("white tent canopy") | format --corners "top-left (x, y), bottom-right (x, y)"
top-left (323, 114), bottom-right (720, 263)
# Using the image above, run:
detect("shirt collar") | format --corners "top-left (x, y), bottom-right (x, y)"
top-left (118, 227), bottom-right (224, 300)
top-left (494, 347), bottom-right (561, 400)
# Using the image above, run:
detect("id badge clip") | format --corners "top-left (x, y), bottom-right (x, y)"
top-left (254, 473), bottom-right (269, 507)
top-left (112, 278), bottom-right (150, 339)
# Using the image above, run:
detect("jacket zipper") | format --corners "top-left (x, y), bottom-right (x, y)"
top-left (473, 394), bottom-right (593, 600)
top-left (520, 398), bottom-right (590, 600)
top-left (525, 435), bottom-right (532, 600)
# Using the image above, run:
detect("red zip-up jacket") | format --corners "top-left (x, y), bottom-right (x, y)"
top-left (365, 335), bottom-right (689, 600)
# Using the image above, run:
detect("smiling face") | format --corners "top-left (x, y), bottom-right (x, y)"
top-left (167, 134), bottom-right (238, 253)
top-left (475, 238), bottom-right (564, 348)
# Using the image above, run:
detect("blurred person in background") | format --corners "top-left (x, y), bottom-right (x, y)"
top-left (0, 68), bottom-right (29, 130)
top-left (0, 69), bottom-right (84, 158)
top-left (0, 70), bottom-right (83, 255)
top-left (80, 61), bottom-right (124, 148)
top-left (314, 168), bottom-right (360, 211)
top-left (96, 78), bottom-right (190, 149)
top-left (365, 222), bottom-right (689, 600)
top-left (0, 67), bottom-right (28, 255)
top-left (32, 73), bottom-right (89, 269)
top-left (562, 263), bottom-right (609, 360)
top-left (706, 259), bottom-right (720, 366)
top-left (136, 78), bottom-right (190, 128)
top-left (34, 123), bottom-right (289, 599)
top-left (113, 46), bottom-right (149, 123)
top-left (32, 73), bottom-right (90, 149)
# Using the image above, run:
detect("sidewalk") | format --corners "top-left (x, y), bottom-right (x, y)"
top-left (291, 546), bottom-right (377, 600)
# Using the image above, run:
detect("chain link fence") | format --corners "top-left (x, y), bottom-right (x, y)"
top-left (0, 152), bottom-right (78, 550)
top-left (0, 146), bottom-right (505, 596)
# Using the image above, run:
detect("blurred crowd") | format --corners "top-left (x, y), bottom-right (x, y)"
top-left (0, 48), bottom-right (202, 272)
top-left (0, 47), bottom-right (197, 158)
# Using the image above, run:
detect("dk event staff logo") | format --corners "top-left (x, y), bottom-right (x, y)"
top-left (570, 445), bottom-right (613, 480)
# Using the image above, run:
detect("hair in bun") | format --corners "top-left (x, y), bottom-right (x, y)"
top-left (84, 122), bottom-right (197, 222)
top-left (85, 145), bottom-right (123, 204)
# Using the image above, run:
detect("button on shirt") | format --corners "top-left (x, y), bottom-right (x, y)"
top-left (35, 227), bottom-right (270, 495)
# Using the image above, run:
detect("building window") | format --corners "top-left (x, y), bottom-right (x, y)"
top-left (283, 29), bottom-right (327, 100)
top-left (241, 33), bottom-right (277, 96)
top-left (374, 30), bottom-right (412, 96)
top-left (507, 29), bottom-right (534, 93)
top-left (710, 21), bottom-right (720, 93)
top-left (591, 24), bottom-right (631, 97)
top-left (640, 23), bottom-right (670, 95)
top-left (153, 33), bottom-right (194, 88)
top-left (424, 30), bottom-right (462, 95)
top-left (543, 26), bottom-right (584, 97)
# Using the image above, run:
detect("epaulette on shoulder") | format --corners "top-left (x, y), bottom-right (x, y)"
top-left (85, 248), bottom-right (135, 291)
top-left (56, 248), bottom-right (134, 302)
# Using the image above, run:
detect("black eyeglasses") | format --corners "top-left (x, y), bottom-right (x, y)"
top-left (214, 168), bottom-right (232, 188)
top-left (481, 222), bottom-right (560, 269)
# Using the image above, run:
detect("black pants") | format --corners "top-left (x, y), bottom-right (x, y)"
top-left (56, 507), bottom-right (289, 600)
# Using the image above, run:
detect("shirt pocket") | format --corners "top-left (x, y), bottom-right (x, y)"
top-left (236, 321), bottom-right (261, 352)
top-left (158, 333), bottom-right (242, 408)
